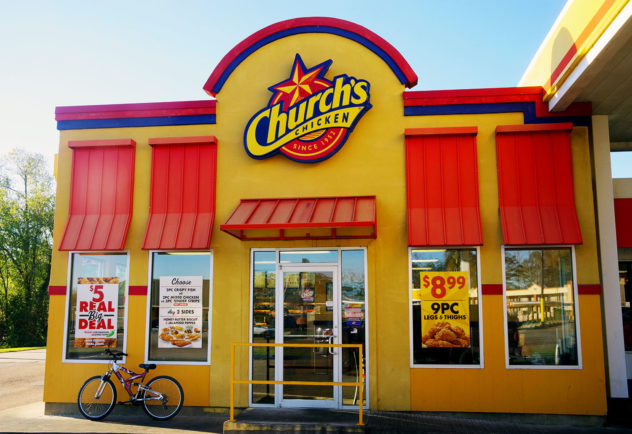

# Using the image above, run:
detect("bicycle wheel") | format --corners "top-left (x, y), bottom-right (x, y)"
top-left (142, 376), bottom-right (184, 420)
top-left (77, 375), bottom-right (117, 420)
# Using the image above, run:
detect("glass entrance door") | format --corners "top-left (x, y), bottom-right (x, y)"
top-left (250, 249), bottom-right (367, 409)
top-left (278, 266), bottom-right (339, 408)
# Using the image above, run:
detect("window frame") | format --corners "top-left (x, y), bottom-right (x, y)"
top-left (62, 251), bottom-right (130, 364)
top-left (144, 250), bottom-right (213, 365)
top-left (408, 247), bottom-right (484, 369)
top-left (501, 245), bottom-right (583, 370)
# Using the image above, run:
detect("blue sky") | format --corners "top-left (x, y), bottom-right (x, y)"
top-left (2, 0), bottom-right (629, 176)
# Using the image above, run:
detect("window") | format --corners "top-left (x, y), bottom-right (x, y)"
top-left (620, 261), bottom-right (632, 352)
top-left (65, 253), bottom-right (128, 360)
top-left (504, 247), bottom-right (579, 366)
top-left (410, 248), bottom-right (480, 366)
top-left (147, 252), bottom-right (212, 363)
top-left (251, 251), bottom-right (276, 404)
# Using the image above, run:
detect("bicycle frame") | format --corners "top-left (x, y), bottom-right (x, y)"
top-left (103, 361), bottom-right (149, 402)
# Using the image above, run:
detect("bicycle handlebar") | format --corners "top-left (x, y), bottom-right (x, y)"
top-left (104, 348), bottom-right (128, 359)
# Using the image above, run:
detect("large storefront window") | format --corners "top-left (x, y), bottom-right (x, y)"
top-left (410, 249), bottom-right (480, 366)
top-left (147, 252), bottom-right (212, 363)
top-left (65, 253), bottom-right (128, 360)
top-left (504, 248), bottom-right (578, 366)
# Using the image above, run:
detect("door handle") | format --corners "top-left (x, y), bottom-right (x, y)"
top-left (328, 335), bottom-right (336, 355)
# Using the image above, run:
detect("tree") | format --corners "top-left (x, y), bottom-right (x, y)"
top-left (0, 149), bottom-right (55, 347)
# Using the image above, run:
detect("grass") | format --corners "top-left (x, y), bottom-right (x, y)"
top-left (0, 346), bottom-right (45, 353)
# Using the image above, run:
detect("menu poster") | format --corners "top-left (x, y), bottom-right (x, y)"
top-left (74, 277), bottom-right (119, 348)
top-left (419, 271), bottom-right (471, 348)
top-left (158, 276), bottom-right (203, 348)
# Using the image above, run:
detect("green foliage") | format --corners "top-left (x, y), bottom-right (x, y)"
top-left (0, 149), bottom-right (55, 347)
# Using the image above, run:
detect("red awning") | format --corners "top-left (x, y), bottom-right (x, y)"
top-left (59, 139), bottom-right (135, 251)
top-left (496, 123), bottom-right (582, 245)
top-left (405, 127), bottom-right (483, 246)
top-left (142, 136), bottom-right (217, 250)
top-left (220, 196), bottom-right (376, 241)
top-left (615, 198), bottom-right (632, 248)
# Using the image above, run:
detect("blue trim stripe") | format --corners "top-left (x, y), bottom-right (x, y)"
top-left (213, 26), bottom-right (408, 95)
top-left (404, 102), bottom-right (590, 127)
top-left (57, 115), bottom-right (216, 130)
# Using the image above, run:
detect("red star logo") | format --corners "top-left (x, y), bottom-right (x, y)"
top-left (269, 54), bottom-right (333, 110)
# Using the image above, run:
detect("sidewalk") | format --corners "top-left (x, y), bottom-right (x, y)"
top-left (2, 402), bottom-right (631, 434)
top-left (0, 402), bottom-right (224, 433)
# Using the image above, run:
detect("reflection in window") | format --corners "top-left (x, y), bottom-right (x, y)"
top-left (279, 250), bottom-right (338, 264)
top-left (66, 253), bottom-right (127, 360)
top-left (147, 252), bottom-right (211, 363)
top-left (252, 251), bottom-right (276, 404)
top-left (410, 249), bottom-right (480, 365)
top-left (341, 250), bottom-right (366, 406)
top-left (505, 248), bottom-right (578, 366)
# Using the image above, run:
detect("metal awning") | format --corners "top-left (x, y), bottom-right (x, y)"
top-left (142, 136), bottom-right (217, 250)
top-left (220, 196), bottom-right (376, 241)
top-left (496, 123), bottom-right (582, 245)
top-left (405, 127), bottom-right (483, 246)
top-left (59, 139), bottom-right (135, 251)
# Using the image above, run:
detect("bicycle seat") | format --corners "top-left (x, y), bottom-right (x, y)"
top-left (139, 363), bottom-right (156, 371)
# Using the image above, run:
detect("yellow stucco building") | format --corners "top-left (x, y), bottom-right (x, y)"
top-left (46, 7), bottom-right (632, 418)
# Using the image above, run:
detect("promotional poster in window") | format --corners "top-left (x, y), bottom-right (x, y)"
top-left (419, 271), bottom-right (471, 348)
top-left (158, 276), bottom-right (203, 348)
top-left (74, 277), bottom-right (119, 348)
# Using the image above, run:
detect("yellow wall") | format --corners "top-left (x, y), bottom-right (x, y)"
top-left (45, 29), bottom-right (606, 415)
top-left (402, 117), bottom-right (606, 414)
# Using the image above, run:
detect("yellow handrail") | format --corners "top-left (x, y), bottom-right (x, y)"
top-left (229, 342), bottom-right (364, 426)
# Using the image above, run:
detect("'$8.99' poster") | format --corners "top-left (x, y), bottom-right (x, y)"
top-left (419, 271), bottom-right (471, 348)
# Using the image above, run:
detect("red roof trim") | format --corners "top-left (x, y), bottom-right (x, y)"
top-left (149, 136), bottom-right (217, 147)
top-left (68, 139), bottom-right (136, 149)
top-left (56, 100), bottom-right (216, 121)
top-left (204, 17), bottom-right (417, 96)
top-left (403, 87), bottom-right (592, 118)
top-left (404, 86), bottom-right (544, 100)
top-left (496, 123), bottom-right (573, 134)
top-left (405, 127), bottom-right (478, 137)
top-left (220, 196), bottom-right (376, 241)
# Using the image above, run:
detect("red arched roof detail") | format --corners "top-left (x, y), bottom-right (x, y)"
top-left (203, 17), bottom-right (418, 96)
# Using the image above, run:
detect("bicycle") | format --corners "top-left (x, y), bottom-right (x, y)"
top-left (77, 349), bottom-right (184, 421)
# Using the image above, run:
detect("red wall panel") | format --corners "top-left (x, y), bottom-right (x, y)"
top-left (615, 198), bottom-right (632, 248)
